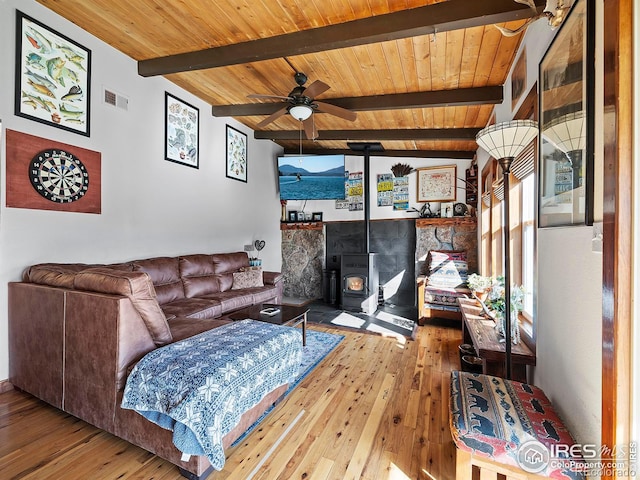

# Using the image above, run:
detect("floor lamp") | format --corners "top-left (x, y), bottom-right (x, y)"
top-left (475, 120), bottom-right (538, 380)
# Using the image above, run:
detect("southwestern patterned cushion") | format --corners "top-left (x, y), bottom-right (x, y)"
top-left (426, 250), bottom-right (468, 288)
top-left (449, 371), bottom-right (585, 479)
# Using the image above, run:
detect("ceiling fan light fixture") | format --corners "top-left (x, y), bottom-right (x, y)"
top-left (289, 104), bottom-right (313, 121)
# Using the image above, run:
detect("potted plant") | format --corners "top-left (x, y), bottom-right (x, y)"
top-left (467, 273), bottom-right (493, 301)
top-left (484, 276), bottom-right (525, 344)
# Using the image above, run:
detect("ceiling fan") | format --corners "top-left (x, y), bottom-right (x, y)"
top-left (248, 72), bottom-right (357, 140)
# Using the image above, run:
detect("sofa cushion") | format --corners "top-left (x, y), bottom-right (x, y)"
top-left (161, 297), bottom-right (223, 320)
top-left (179, 254), bottom-right (221, 298)
top-left (133, 257), bottom-right (185, 305)
top-left (424, 285), bottom-right (470, 309)
top-left (232, 267), bottom-right (264, 290)
top-left (248, 285), bottom-right (279, 305)
top-left (74, 267), bottom-right (172, 346)
top-left (426, 250), bottom-right (468, 288)
top-left (203, 290), bottom-right (255, 313)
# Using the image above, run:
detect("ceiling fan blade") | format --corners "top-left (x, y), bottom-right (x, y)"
top-left (256, 105), bottom-right (289, 128)
top-left (315, 101), bottom-right (357, 122)
top-left (303, 80), bottom-right (330, 99)
top-left (302, 117), bottom-right (316, 140)
top-left (247, 94), bottom-right (292, 101)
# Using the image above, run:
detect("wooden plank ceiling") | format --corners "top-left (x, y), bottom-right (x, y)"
top-left (35, 0), bottom-right (546, 159)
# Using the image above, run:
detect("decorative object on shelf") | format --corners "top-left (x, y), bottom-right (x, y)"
top-left (288, 210), bottom-right (297, 222)
top-left (250, 239), bottom-right (265, 266)
top-left (539, 0), bottom-right (595, 227)
top-left (165, 92), bottom-right (199, 168)
top-left (15, 11), bottom-right (91, 136)
top-left (440, 202), bottom-right (454, 218)
top-left (280, 200), bottom-right (287, 222)
top-left (390, 163), bottom-right (413, 177)
top-left (312, 212), bottom-right (323, 221)
top-left (296, 211), bottom-right (305, 222)
top-left (453, 202), bottom-right (468, 217)
top-left (6, 129), bottom-right (101, 214)
top-left (476, 119), bottom-right (538, 379)
top-left (417, 165), bottom-right (457, 202)
top-left (225, 124), bottom-right (247, 182)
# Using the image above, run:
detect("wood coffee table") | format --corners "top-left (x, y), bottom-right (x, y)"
top-left (228, 303), bottom-right (309, 346)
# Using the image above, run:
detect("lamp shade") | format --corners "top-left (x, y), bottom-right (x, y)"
top-left (476, 120), bottom-right (538, 159)
top-left (541, 111), bottom-right (585, 154)
top-left (289, 104), bottom-right (313, 121)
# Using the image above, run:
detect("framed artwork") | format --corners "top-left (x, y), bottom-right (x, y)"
top-left (226, 125), bottom-right (247, 182)
top-left (15, 11), bottom-right (91, 136)
top-left (288, 210), bottom-right (297, 222)
top-left (538, 0), bottom-right (595, 227)
top-left (6, 129), bottom-right (101, 214)
top-left (312, 212), bottom-right (323, 221)
top-left (165, 92), bottom-right (199, 168)
top-left (440, 202), bottom-right (454, 218)
top-left (417, 165), bottom-right (457, 202)
top-left (511, 48), bottom-right (526, 111)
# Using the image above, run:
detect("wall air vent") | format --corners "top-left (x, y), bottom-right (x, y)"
top-left (103, 87), bottom-right (129, 111)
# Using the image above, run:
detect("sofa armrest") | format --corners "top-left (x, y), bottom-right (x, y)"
top-left (263, 270), bottom-right (282, 285)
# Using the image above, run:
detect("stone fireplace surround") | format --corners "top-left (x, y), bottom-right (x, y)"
top-left (281, 217), bottom-right (477, 308)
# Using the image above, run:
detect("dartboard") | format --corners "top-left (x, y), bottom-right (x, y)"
top-left (29, 149), bottom-right (89, 203)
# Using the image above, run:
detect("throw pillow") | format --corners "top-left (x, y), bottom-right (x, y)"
top-left (232, 267), bottom-right (264, 289)
top-left (426, 250), bottom-right (468, 288)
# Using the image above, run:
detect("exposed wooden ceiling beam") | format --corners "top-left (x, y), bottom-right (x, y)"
top-left (281, 148), bottom-right (476, 159)
top-left (211, 86), bottom-right (503, 117)
top-left (255, 128), bottom-right (481, 141)
top-left (139, 0), bottom-right (545, 76)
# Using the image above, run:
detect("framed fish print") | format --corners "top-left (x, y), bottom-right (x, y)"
top-left (165, 92), bottom-right (199, 168)
top-left (15, 11), bottom-right (91, 136)
top-left (226, 125), bottom-right (247, 182)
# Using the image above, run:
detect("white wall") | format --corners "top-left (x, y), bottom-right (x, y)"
top-left (0, 0), bottom-right (283, 381)
top-left (476, 16), bottom-right (603, 445)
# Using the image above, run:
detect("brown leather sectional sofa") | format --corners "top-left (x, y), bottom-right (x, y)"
top-left (8, 251), bottom-right (285, 479)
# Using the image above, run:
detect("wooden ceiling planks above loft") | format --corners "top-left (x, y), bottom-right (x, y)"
top-left (35, 0), bottom-right (547, 157)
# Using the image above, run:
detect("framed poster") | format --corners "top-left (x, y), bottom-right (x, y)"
top-left (538, 0), bottom-right (595, 227)
top-left (416, 165), bottom-right (457, 202)
top-left (226, 125), bottom-right (247, 182)
top-left (15, 11), bottom-right (91, 136)
top-left (165, 92), bottom-right (199, 168)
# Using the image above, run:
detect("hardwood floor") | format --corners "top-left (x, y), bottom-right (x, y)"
top-left (0, 322), bottom-right (462, 480)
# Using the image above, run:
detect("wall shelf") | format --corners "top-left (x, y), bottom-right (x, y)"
top-left (280, 222), bottom-right (323, 231)
top-left (415, 217), bottom-right (476, 228)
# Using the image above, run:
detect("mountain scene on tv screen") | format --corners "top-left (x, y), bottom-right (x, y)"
top-left (278, 156), bottom-right (345, 200)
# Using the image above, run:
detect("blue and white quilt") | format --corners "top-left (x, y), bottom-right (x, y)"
top-left (121, 319), bottom-right (302, 470)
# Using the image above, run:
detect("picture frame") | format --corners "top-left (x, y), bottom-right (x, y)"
top-left (15, 11), bottom-right (91, 136)
top-left (440, 202), bottom-right (454, 218)
top-left (538, 0), bottom-right (595, 227)
top-left (226, 124), bottom-right (247, 182)
top-left (296, 211), bottom-right (305, 222)
top-left (288, 210), bottom-right (297, 222)
top-left (165, 92), bottom-right (199, 168)
top-left (417, 165), bottom-right (457, 202)
top-left (312, 212), bottom-right (323, 222)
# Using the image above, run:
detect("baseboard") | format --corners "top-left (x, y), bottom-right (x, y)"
top-left (0, 380), bottom-right (15, 394)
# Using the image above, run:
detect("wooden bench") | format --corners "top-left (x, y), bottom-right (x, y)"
top-left (449, 371), bottom-right (586, 480)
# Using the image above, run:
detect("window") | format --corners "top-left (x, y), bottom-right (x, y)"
top-left (521, 174), bottom-right (535, 318)
top-left (479, 141), bottom-right (537, 345)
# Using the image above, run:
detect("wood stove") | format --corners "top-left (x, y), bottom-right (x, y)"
top-left (341, 253), bottom-right (379, 314)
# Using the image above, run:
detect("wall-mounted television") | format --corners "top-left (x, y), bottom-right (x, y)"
top-left (277, 154), bottom-right (346, 200)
